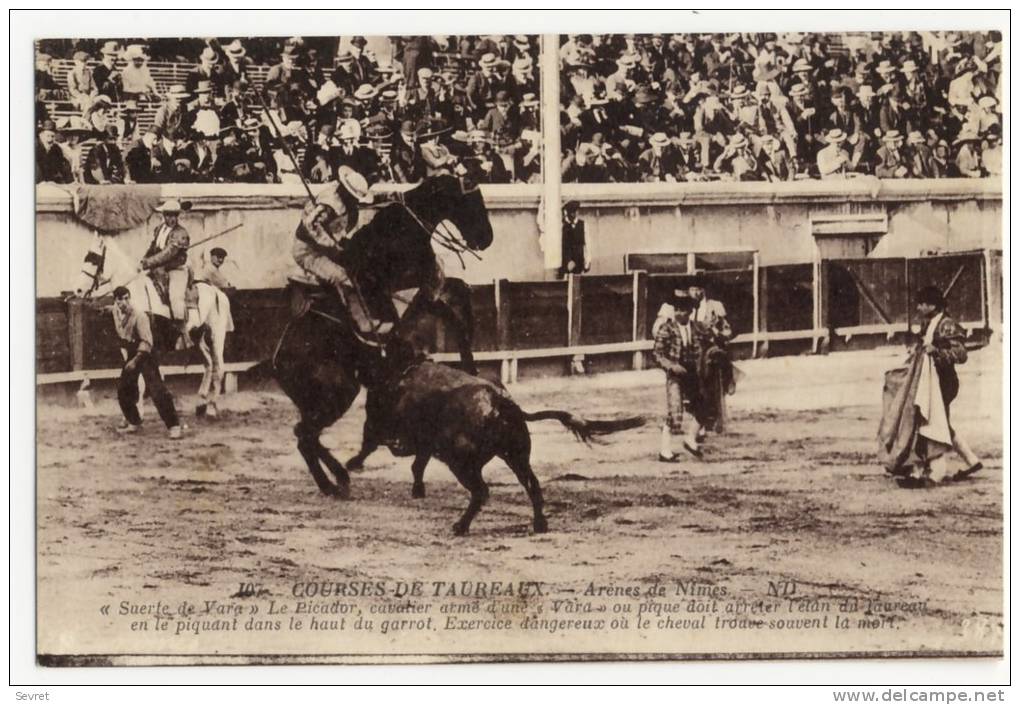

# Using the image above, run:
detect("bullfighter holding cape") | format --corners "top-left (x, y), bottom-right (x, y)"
top-left (878, 286), bottom-right (983, 487)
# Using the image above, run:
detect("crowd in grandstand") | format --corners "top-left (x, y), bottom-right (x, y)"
top-left (35, 35), bottom-right (542, 185)
top-left (559, 31), bottom-right (1002, 182)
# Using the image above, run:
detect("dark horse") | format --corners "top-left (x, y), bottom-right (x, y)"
top-left (270, 175), bottom-right (493, 499)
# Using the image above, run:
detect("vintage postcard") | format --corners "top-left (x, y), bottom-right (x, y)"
top-left (33, 21), bottom-right (1003, 666)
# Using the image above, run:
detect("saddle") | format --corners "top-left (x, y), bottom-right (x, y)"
top-left (287, 275), bottom-right (416, 340)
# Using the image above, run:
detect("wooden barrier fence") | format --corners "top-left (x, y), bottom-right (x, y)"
top-left (36, 249), bottom-right (1000, 386)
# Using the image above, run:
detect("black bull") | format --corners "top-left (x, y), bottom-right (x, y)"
top-left (264, 176), bottom-right (645, 534)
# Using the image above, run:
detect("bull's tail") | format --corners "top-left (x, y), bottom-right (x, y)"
top-left (521, 409), bottom-right (646, 444)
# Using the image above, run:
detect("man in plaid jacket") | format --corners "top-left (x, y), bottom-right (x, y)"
top-left (653, 291), bottom-right (708, 462)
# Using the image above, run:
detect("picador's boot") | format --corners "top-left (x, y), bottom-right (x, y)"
top-left (345, 289), bottom-right (393, 341)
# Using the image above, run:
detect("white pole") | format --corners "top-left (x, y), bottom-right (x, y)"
top-left (540, 33), bottom-right (562, 275)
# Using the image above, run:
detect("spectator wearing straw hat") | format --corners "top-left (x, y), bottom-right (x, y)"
top-left (67, 49), bottom-right (98, 112)
top-left (905, 130), bottom-right (934, 178)
top-left (36, 120), bottom-right (73, 184)
top-left (954, 129), bottom-right (984, 178)
top-left (329, 50), bottom-right (358, 99)
top-left (216, 39), bottom-right (250, 90)
top-left (875, 130), bottom-right (910, 178)
top-left (335, 119), bottom-right (378, 182)
top-left (714, 132), bottom-right (759, 181)
top-left (402, 66), bottom-right (438, 122)
top-left (817, 128), bottom-right (851, 179)
top-left (57, 117), bottom-right (91, 183)
top-left (638, 132), bottom-right (681, 182)
top-left (462, 129), bottom-right (510, 184)
top-left (190, 80), bottom-right (221, 137)
top-left (693, 93), bottom-right (735, 169)
top-left (466, 53), bottom-right (500, 121)
top-left (153, 85), bottom-right (194, 142)
top-left (187, 45), bottom-right (224, 97)
top-left (508, 55), bottom-right (537, 103)
top-left (787, 82), bottom-right (819, 169)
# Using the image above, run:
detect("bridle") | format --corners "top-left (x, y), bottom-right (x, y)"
top-left (392, 182), bottom-right (483, 266)
top-left (77, 240), bottom-right (108, 300)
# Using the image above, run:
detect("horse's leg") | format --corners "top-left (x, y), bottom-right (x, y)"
top-left (438, 282), bottom-right (478, 375)
top-left (205, 319), bottom-right (227, 419)
top-left (346, 418), bottom-right (380, 471)
top-left (294, 419), bottom-right (341, 497)
top-left (311, 375), bottom-right (361, 499)
top-left (449, 461), bottom-right (489, 536)
top-left (196, 335), bottom-right (213, 417)
top-left (347, 387), bottom-right (382, 471)
top-left (410, 454), bottom-right (428, 499)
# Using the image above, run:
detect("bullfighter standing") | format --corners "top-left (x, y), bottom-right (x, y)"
top-left (907, 285), bottom-right (983, 485)
top-left (653, 291), bottom-right (707, 462)
top-left (113, 286), bottom-right (181, 439)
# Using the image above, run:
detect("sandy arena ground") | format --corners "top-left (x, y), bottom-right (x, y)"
top-left (36, 346), bottom-right (1003, 663)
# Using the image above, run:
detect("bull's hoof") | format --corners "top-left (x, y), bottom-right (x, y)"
top-left (195, 403), bottom-right (207, 417)
top-left (534, 517), bottom-right (549, 534)
top-left (336, 484), bottom-right (352, 501)
top-left (411, 483), bottom-right (426, 499)
top-left (346, 456), bottom-right (364, 472)
top-left (452, 521), bottom-right (470, 536)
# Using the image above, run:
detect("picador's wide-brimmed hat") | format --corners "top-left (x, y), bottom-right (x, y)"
top-left (335, 166), bottom-right (374, 204)
top-left (155, 199), bottom-right (183, 213)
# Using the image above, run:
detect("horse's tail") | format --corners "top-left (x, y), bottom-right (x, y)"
top-left (521, 409), bottom-right (647, 444)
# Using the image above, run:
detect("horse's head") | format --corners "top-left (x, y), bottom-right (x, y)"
top-left (72, 233), bottom-right (109, 299)
top-left (403, 175), bottom-right (494, 253)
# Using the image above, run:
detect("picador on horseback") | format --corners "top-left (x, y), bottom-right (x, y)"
top-left (140, 199), bottom-right (202, 345)
top-left (291, 165), bottom-right (390, 339)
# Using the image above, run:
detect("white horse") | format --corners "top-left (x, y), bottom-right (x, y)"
top-left (74, 232), bottom-right (235, 418)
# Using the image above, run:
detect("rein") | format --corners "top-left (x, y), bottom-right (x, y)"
top-left (393, 191), bottom-right (482, 266)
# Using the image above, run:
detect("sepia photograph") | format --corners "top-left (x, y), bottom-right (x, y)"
top-left (14, 9), bottom-right (1008, 688)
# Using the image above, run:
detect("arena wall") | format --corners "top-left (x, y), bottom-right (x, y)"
top-left (37, 179), bottom-right (1000, 298)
